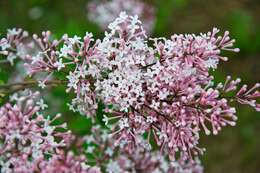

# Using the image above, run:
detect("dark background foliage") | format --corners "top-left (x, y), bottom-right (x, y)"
top-left (0, 0), bottom-right (259, 172)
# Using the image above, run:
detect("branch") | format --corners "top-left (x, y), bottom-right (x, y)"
top-left (143, 104), bottom-right (176, 125)
top-left (0, 80), bottom-right (67, 95)
top-left (130, 105), bottom-right (161, 131)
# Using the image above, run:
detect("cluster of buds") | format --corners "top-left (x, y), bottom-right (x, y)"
top-left (1, 12), bottom-right (259, 172)
top-left (87, 0), bottom-right (155, 34)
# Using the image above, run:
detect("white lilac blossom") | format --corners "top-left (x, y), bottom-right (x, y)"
top-left (0, 12), bottom-right (260, 171)
top-left (36, 98), bottom-right (48, 110)
top-left (87, 0), bottom-right (155, 35)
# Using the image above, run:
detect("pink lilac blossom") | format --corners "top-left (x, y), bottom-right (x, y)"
top-left (1, 12), bottom-right (260, 170)
top-left (0, 91), bottom-right (66, 172)
top-left (39, 150), bottom-right (101, 173)
top-left (83, 126), bottom-right (203, 173)
top-left (0, 90), bottom-right (98, 173)
top-left (87, 0), bottom-right (155, 35)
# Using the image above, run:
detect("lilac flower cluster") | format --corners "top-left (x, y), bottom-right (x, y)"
top-left (39, 150), bottom-right (101, 173)
top-left (87, 0), bottom-right (155, 34)
top-left (1, 12), bottom-right (259, 172)
top-left (83, 126), bottom-right (203, 173)
top-left (0, 91), bottom-right (99, 173)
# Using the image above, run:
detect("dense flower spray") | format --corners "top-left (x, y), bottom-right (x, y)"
top-left (0, 12), bottom-right (259, 172)
top-left (87, 0), bottom-right (155, 34)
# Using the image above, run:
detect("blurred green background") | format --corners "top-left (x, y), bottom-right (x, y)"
top-left (0, 0), bottom-right (260, 172)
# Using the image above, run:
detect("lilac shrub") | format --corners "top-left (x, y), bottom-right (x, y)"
top-left (0, 12), bottom-right (260, 172)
